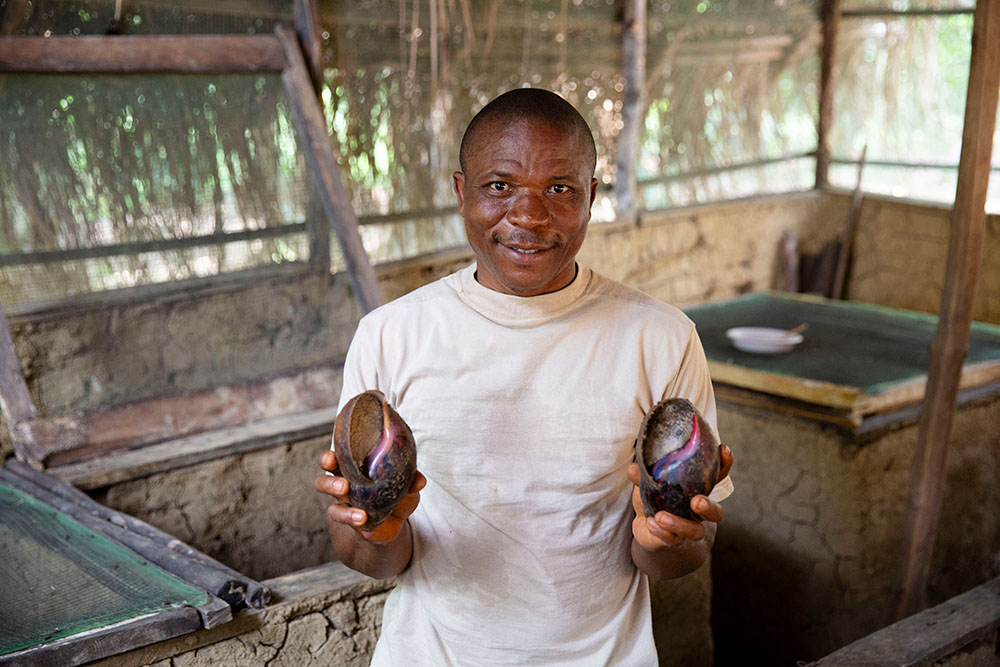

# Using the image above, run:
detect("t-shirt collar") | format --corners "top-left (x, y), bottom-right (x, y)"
top-left (456, 262), bottom-right (592, 325)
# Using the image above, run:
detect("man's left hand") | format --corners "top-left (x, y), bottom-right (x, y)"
top-left (628, 444), bottom-right (732, 551)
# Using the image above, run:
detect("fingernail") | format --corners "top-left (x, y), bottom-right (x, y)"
top-left (351, 510), bottom-right (364, 524)
top-left (695, 497), bottom-right (709, 510)
top-left (333, 480), bottom-right (346, 494)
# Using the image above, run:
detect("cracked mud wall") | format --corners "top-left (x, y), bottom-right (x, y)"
top-left (846, 195), bottom-right (1000, 325)
top-left (712, 396), bottom-right (1000, 665)
top-left (95, 434), bottom-right (335, 581)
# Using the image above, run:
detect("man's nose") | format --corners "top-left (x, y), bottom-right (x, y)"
top-left (506, 191), bottom-right (550, 227)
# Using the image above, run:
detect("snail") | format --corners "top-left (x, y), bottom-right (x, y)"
top-left (333, 390), bottom-right (417, 531)
top-left (635, 398), bottom-right (721, 521)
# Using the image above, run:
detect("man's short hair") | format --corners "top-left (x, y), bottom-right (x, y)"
top-left (459, 88), bottom-right (597, 175)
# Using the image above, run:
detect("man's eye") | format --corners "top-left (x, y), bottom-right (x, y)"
top-left (549, 184), bottom-right (571, 194)
top-left (488, 182), bottom-right (509, 192)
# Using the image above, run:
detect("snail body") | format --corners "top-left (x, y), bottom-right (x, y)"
top-left (635, 398), bottom-right (720, 521)
top-left (333, 390), bottom-right (417, 531)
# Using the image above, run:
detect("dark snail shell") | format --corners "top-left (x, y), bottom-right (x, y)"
top-left (635, 398), bottom-right (720, 521)
top-left (333, 390), bottom-right (417, 531)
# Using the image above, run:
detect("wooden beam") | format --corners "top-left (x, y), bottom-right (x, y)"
top-left (615, 0), bottom-right (646, 223)
top-left (293, 0), bottom-right (331, 273)
top-left (0, 302), bottom-right (36, 429)
top-left (294, 0), bottom-right (324, 92)
top-left (276, 23), bottom-right (384, 313)
top-left (0, 35), bottom-right (286, 73)
top-left (895, 0), bottom-right (1000, 620)
top-left (0, 223), bottom-right (307, 267)
top-left (815, 0), bottom-right (842, 189)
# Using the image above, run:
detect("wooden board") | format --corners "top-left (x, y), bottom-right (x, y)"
top-left (684, 292), bottom-right (1000, 420)
top-left (0, 35), bottom-right (286, 73)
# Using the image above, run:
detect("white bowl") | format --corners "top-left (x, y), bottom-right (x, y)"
top-left (725, 327), bottom-right (804, 354)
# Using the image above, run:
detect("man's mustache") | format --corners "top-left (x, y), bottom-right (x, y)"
top-left (492, 231), bottom-right (559, 248)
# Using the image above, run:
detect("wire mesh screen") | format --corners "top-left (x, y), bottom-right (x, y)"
top-left (1, 0), bottom-right (292, 36)
top-left (829, 13), bottom-right (1000, 211)
top-left (0, 73), bottom-right (319, 308)
top-left (321, 0), bottom-right (820, 243)
top-left (640, 0), bottom-right (820, 207)
top-left (0, 483), bottom-right (207, 655)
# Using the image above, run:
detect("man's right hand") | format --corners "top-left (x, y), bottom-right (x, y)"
top-left (315, 450), bottom-right (426, 544)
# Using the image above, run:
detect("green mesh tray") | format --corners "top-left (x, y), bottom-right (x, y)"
top-left (0, 483), bottom-right (208, 655)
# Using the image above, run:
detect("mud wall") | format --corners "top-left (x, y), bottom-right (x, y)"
top-left (842, 193), bottom-right (1000, 325)
top-left (712, 396), bottom-right (1000, 664)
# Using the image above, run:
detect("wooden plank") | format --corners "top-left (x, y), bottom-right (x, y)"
top-left (815, 0), bottom-right (842, 189)
top-left (18, 364), bottom-right (343, 467)
top-left (0, 223), bottom-right (307, 268)
top-left (813, 577), bottom-right (1000, 666)
top-left (831, 146), bottom-right (866, 300)
top-left (707, 360), bottom-right (863, 412)
top-left (896, 0), bottom-right (1000, 620)
top-left (294, 0), bottom-right (324, 93)
top-left (47, 405), bottom-right (340, 489)
top-left (0, 35), bottom-right (286, 73)
top-left (615, 0), bottom-right (646, 223)
top-left (276, 24), bottom-right (384, 313)
top-left (0, 607), bottom-right (202, 667)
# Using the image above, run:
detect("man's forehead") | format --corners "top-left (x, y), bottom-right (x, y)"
top-left (465, 117), bottom-right (590, 171)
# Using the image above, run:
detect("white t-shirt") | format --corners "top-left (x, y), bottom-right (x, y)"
top-left (336, 264), bottom-right (734, 666)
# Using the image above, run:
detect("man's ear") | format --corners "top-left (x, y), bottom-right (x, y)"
top-left (589, 177), bottom-right (598, 207)
top-left (453, 171), bottom-right (466, 215)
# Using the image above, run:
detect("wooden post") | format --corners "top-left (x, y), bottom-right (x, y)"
top-left (293, 0), bottom-right (332, 272)
top-left (615, 0), bottom-right (646, 224)
top-left (815, 0), bottom-right (842, 189)
top-left (895, 0), bottom-right (1000, 620)
top-left (276, 24), bottom-right (384, 313)
top-left (294, 0), bottom-right (324, 94)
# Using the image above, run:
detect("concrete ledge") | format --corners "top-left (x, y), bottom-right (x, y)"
top-left (809, 577), bottom-right (1000, 666)
top-left (93, 562), bottom-right (393, 667)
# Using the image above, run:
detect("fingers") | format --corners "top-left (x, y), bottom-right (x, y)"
top-left (319, 449), bottom-right (340, 474)
top-left (318, 450), bottom-right (428, 544)
top-left (718, 444), bottom-right (733, 481)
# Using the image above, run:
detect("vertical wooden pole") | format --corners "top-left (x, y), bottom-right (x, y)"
top-left (293, 0), bottom-right (331, 273)
top-left (895, 0), bottom-right (1000, 620)
top-left (293, 0), bottom-right (323, 94)
top-left (815, 0), bottom-right (842, 189)
top-left (277, 24), bottom-right (384, 313)
top-left (615, 0), bottom-right (646, 224)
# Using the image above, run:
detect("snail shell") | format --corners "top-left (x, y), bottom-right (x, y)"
top-left (635, 398), bottom-right (720, 521)
top-left (333, 390), bottom-right (417, 531)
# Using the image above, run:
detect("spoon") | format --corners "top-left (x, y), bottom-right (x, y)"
top-left (784, 322), bottom-right (809, 337)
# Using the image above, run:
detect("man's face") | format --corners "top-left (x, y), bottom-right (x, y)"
top-left (453, 117), bottom-right (598, 297)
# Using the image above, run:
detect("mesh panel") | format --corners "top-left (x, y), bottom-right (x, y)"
top-left (0, 73), bottom-right (320, 307)
top-left (0, 483), bottom-right (207, 655)
top-left (830, 14), bottom-right (1000, 211)
top-left (321, 0), bottom-right (820, 229)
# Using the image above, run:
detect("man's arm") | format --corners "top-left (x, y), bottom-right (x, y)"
top-left (315, 450), bottom-right (426, 579)
top-left (628, 445), bottom-right (731, 580)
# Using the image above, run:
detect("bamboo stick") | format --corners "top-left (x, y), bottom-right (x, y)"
top-left (895, 0), bottom-right (1000, 620)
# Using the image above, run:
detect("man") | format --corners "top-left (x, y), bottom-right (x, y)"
top-left (315, 88), bottom-right (733, 665)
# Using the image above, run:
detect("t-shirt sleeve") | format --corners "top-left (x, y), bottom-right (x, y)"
top-left (331, 315), bottom-right (383, 453)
